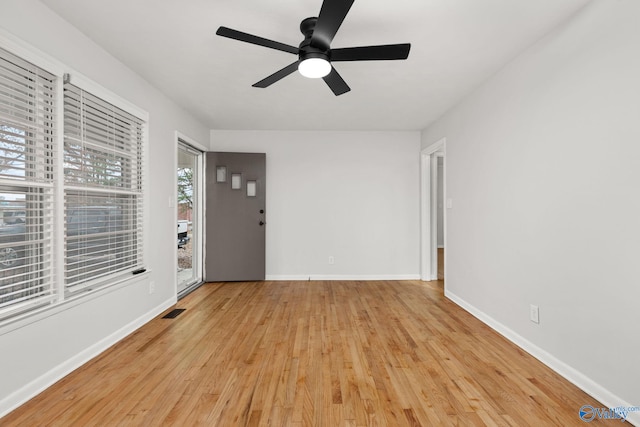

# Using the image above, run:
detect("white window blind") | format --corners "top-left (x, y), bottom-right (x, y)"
top-left (0, 47), bottom-right (56, 319)
top-left (63, 82), bottom-right (144, 291)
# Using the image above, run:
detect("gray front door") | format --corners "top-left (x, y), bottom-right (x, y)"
top-left (205, 152), bottom-right (266, 281)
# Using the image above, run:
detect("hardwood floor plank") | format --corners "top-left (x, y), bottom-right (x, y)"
top-left (1, 280), bottom-right (617, 426)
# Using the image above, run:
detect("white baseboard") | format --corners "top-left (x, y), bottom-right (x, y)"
top-left (0, 296), bottom-right (176, 418)
top-left (265, 274), bottom-right (421, 281)
top-left (445, 290), bottom-right (639, 427)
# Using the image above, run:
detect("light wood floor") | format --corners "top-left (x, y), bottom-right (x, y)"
top-left (2, 280), bottom-right (609, 426)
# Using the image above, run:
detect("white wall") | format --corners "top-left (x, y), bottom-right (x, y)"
top-left (422, 0), bottom-right (640, 416)
top-left (211, 130), bottom-right (420, 280)
top-left (0, 0), bottom-right (209, 416)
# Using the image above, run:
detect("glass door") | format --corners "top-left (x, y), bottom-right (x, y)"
top-left (177, 141), bottom-right (203, 295)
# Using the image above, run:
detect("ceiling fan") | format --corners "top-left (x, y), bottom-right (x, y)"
top-left (216, 0), bottom-right (411, 96)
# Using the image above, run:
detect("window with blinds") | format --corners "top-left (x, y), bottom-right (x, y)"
top-left (63, 83), bottom-right (144, 291)
top-left (0, 47), bottom-right (56, 319)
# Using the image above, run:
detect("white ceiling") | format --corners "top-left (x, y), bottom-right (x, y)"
top-left (40, 0), bottom-right (589, 131)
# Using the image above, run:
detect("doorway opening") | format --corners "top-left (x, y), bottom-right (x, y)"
top-left (421, 138), bottom-right (446, 284)
top-left (177, 139), bottom-right (204, 297)
top-left (436, 154), bottom-right (444, 281)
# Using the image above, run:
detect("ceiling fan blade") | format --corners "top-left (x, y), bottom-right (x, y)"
top-left (331, 43), bottom-right (411, 61)
top-left (253, 61), bottom-right (300, 88)
top-left (311, 0), bottom-right (355, 50)
top-left (323, 66), bottom-right (351, 96)
top-left (216, 26), bottom-right (298, 55)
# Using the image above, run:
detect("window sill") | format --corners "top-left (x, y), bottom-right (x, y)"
top-left (0, 270), bottom-right (151, 337)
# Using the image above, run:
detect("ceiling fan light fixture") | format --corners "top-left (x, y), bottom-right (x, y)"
top-left (298, 58), bottom-right (331, 78)
top-left (216, 0), bottom-right (411, 95)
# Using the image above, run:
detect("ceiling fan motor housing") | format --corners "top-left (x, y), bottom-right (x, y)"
top-left (299, 17), bottom-right (330, 62)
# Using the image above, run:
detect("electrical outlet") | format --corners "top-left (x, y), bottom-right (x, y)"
top-left (149, 281), bottom-right (155, 294)
top-left (328, 256), bottom-right (335, 265)
top-left (530, 304), bottom-right (539, 324)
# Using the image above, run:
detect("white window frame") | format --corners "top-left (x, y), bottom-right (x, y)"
top-left (0, 46), bottom-right (57, 320)
top-left (62, 77), bottom-right (147, 293)
top-left (0, 29), bottom-right (149, 329)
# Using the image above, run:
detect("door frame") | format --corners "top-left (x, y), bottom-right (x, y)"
top-left (420, 137), bottom-right (446, 282)
top-left (174, 132), bottom-right (207, 297)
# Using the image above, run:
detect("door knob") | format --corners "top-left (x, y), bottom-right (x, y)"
top-left (259, 220), bottom-right (265, 226)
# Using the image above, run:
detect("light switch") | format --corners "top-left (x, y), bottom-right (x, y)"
top-left (446, 198), bottom-right (453, 209)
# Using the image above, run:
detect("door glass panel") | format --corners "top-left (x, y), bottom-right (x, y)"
top-left (246, 180), bottom-right (256, 197)
top-left (231, 173), bottom-right (242, 190)
top-left (177, 142), bottom-right (202, 294)
top-left (216, 166), bottom-right (226, 183)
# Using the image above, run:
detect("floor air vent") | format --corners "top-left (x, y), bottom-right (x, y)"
top-left (162, 308), bottom-right (186, 319)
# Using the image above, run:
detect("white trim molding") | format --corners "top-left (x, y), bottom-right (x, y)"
top-left (420, 138), bottom-right (446, 283)
top-left (0, 296), bottom-right (176, 418)
top-left (445, 290), bottom-right (640, 426)
top-left (0, 28), bottom-right (65, 77)
top-left (266, 275), bottom-right (421, 281)
top-left (175, 131), bottom-right (208, 153)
